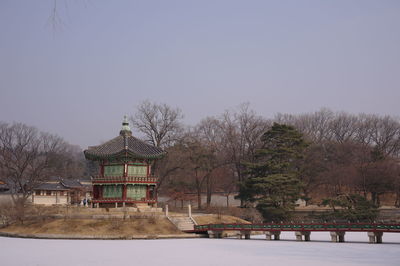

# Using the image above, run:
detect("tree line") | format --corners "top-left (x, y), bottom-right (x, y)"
top-left (1, 102), bottom-right (399, 221)
top-left (130, 102), bottom-right (400, 213)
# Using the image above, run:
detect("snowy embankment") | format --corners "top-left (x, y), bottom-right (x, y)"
top-left (1, 232), bottom-right (399, 266)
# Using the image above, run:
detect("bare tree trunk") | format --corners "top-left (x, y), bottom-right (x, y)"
top-left (206, 174), bottom-right (212, 208)
top-left (197, 189), bottom-right (202, 210)
top-left (371, 192), bottom-right (377, 205)
top-left (395, 191), bottom-right (400, 207)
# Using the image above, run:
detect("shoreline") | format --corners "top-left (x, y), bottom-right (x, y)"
top-left (0, 231), bottom-right (205, 240)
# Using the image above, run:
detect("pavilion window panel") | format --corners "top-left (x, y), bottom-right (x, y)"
top-left (126, 184), bottom-right (146, 200)
top-left (104, 165), bottom-right (124, 177)
top-left (103, 185), bottom-right (123, 198)
top-left (127, 165), bottom-right (147, 177)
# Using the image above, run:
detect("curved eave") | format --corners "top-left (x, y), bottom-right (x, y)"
top-left (84, 149), bottom-right (166, 161)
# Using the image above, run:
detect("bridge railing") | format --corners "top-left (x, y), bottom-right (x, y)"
top-left (193, 223), bottom-right (400, 233)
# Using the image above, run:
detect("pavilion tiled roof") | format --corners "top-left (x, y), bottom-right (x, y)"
top-left (84, 118), bottom-right (166, 161)
top-left (84, 135), bottom-right (165, 160)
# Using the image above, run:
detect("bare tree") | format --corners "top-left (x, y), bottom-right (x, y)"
top-left (220, 104), bottom-right (270, 196)
top-left (52, 143), bottom-right (87, 179)
top-left (298, 144), bottom-right (328, 204)
top-left (130, 101), bottom-right (184, 148)
top-left (195, 117), bottom-right (228, 207)
top-left (130, 101), bottom-right (184, 197)
top-left (393, 164), bottom-right (400, 207)
top-left (329, 112), bottom-right (358, 143)
top-left (0, 122), bottom-right (67, 222)
top-left (368, 115), bottom-right (400, 156)
top-left (171, 131), bottom-right (225, 209)
top-left (154, 144), bottom-right (185, 195)
top-left (183, 136), bottom-right (214, 209)
top-left (276, 108), bottom-right (334, 143)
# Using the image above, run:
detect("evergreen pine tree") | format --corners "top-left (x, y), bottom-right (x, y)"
top-left (237, 123), bottom-right (308, 221)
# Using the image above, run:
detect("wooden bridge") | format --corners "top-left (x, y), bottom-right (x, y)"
top-left (186, 223), bottom-right (400, 243)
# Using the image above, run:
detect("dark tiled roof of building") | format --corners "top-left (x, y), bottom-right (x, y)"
top-left (84, 135), bottom-right (165, 161)
top-left (35, 183), bottom-right (70, 191)
top-left (61, 179), bottom-right (83, 188)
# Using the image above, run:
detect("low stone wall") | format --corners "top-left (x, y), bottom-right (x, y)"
top-left (48, 211), bottom-right (165, 220)
top-left (0, 231), bottom-right (204, 240)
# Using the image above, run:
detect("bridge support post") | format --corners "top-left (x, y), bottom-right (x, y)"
top-left (266, 231), bottom-right (281, 240)
top-left (330, 231), bottom-right (345, 242)
top-left (239, 231), bottom-right (251, 239)
top-left (368, 232), bottom-right (383, 244)
top-left (295, 231), bottom-right (311, 241)
top-left (295, 232), bottom-right (302, 241)
top-left (208, 231), bottom-right (222, 239)
top-left (274, 231), bottom-right (281, 240)
top-left (304, 231), bottom-right (310, 241)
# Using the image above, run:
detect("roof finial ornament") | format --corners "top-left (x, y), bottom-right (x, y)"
top-left (120, 115), bottom-right (132, 136)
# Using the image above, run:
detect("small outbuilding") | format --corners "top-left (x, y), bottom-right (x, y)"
top-left (32, 177), bottom-right (92, 205)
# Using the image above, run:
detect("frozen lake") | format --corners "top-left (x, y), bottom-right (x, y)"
top-left (1, 232), bottom-right (399, 266)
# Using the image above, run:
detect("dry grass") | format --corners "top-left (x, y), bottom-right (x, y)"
top-left (193, 214), bottom-right (250, 225)
top-left (1, 205), bottom-right (251, 236)
top-left (0, 217), bottom-right (184, 236)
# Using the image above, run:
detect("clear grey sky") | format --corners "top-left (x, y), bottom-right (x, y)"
top-left (1, 1), bottom-right (399, 148)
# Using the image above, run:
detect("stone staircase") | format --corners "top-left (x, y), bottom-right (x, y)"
top-left (168, 214), bottom-right (197, 231)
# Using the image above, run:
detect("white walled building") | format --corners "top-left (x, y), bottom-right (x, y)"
top-left (32, 183), bottom-right (70, 205)
top-left (32, 177), bottom-right (92, 206)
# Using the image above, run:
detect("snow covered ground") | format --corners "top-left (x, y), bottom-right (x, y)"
top-left (1, 232), bottom-right (399, 266)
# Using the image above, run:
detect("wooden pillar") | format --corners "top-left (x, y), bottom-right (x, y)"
top-left (123, 184), bottom-right (127, 201)
top-left (100, 163), bottom-right (104, 177)
top-left (124, 163), bottom-right (128, 178)
top-left (97, 185), bottom-right (100, 200)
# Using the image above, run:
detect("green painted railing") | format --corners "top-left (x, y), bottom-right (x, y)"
top-left (193, 223), bottom-right (400, 232)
